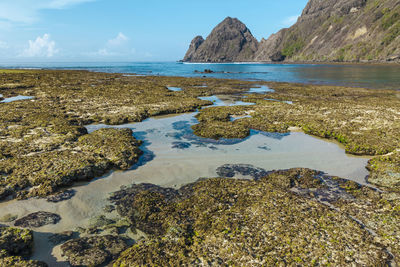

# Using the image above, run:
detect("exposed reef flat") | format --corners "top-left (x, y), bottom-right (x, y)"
top-left (192, 82), bottom-right (400, 191)
top-left (0, 69), bottom-right (398, 195)
top-left (0, 69), bottom-right (399, 265)
top-left (108, 168), bottom-right (399, 266)
top-left (0, 70), bottom-right (255, 200)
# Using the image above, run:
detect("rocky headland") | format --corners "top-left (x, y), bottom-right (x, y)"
top-left (183, 17), bottom-right (259, 62)
top-left (183, 0), bottom-right (400, 63)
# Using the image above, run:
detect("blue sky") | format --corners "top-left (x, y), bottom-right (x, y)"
top-left (0, 0), bottom-right (308, 62)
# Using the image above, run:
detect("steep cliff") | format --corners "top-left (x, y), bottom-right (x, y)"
top-left (255, 0), bottom-right (400, 62)
top-left (183, 0), bottom-right (400, 63)
top-left (182, 17), bottom-right (259, 62)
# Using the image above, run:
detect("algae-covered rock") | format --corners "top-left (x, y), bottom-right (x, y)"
top-left (0, 226), bottom-right (33, 258)
top-left (0, 256), bottom-right (47, 267)
top-left (60, 235), bottom-right (128, 266)
top-left (48, 231), bottom-right (74, 245)
top-left (367, 150), bottom-right (400, 191)
top-left (77, 128), bottom-right (142, 170)
top-left (112, 169), bottom-right (392, 266)
top-left (216, 163), bottom-right (270, 180)
top-left (46, 189), bottom-right (76, 203)
top-left (14, 212), bottom-right (61, 228)
top-left (0, 128), bottom-right (142, 200)
top-left (0, 70), bottom-right (256, 200)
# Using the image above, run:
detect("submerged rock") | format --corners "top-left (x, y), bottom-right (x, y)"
top-left (14, 212), bottom-right (61, 228)
top-left (216, 164), bottom-right (270, 180)
top-left (61, 235), bottom-right (128, 266)
top-left (46, 189), bottom-right (76, 203)
top-left (48, 231), bottom-right (74, 245)
top-left (171, 141), bottom-right (191, 150)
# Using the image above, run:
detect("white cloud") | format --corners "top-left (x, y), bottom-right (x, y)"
top-left (20, 34), bottom-right (58, 57)
top-left (0, 0), bottom-right (95, 24)
top-left (86, 32), bottom-right (133, 57)
top-left (107, 32), bottom-right (128, 47)
top-left (282, 15), bottom-right (299, 27)
top-left (47, 0), bottom-right (95, 9)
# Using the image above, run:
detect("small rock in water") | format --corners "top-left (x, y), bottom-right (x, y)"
top-left (172, 141), bottom-right (191, 149)
top-left (88, 215), bottom-right (115, 229)
top-left (14, 212), bottom-right (61, 228)
top-left (258, 145), bottom-right (271, 151)
top-left (49, 231), bottom-right (74, 245)
top-left (194, 69), bottom-right (214, 74)
top-left (46, 189), bottom-right (76, 203)
top-left (216, 164), bottom-right (270, 180)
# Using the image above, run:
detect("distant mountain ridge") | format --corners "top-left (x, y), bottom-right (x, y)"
top-left (183, 0), bottom-right (400, 63)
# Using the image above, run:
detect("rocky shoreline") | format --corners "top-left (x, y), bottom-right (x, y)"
top-left (58, 167), bottom-right (399, 266)
top-left (0, 69), bottom-right (399, 266)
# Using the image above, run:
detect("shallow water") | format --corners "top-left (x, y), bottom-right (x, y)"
top-left (2, 62), bottom-right (399, 90)
top-left (167, 86), bottom-right (182, 92)
top-left (248, 85), bottom-right (274, 94)
top-left (0, 95), bottom-right (34, 103)
top-left (0, 94), bottom-right (371, 266)
top-left (199, 95), bottom-right (255, 107)
top-left (264, 98), bottom-right (293, 104)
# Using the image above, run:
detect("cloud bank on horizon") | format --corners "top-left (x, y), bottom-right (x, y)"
top-left (0, 0), bottom-right (308, 61)
top-left (20, 34), bottom-right (58, 58)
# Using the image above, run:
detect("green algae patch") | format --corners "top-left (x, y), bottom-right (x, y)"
top-left (0, 257), bottom-right (47, 267)
top-left (0, 227), bottom-right (33, 258)
top-left (0, 226), bottom-right (46, 266)
top-left (332, 178), bottom-right (400, 266)
top-left (367, 150), bottom-right (400, 191)
top-left (111, 169), bottom-right (392, 266)
top-left (0, 128), bottom-right (142, 199)
top-left (192, 82), bottom-right (400, 190)
top-left (193, 82), bottom-right (400, 156)
top-left (0, 70), bottom-right (257, 200)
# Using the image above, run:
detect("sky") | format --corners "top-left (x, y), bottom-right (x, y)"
top-left (0, 0), bottom-right (308, 62)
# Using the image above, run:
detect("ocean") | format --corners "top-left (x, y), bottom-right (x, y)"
top-left (1, 61), bottom-right (399, 90)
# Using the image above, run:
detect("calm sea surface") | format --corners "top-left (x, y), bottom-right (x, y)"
top-left (1, 62), bottom-right (399, 90)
